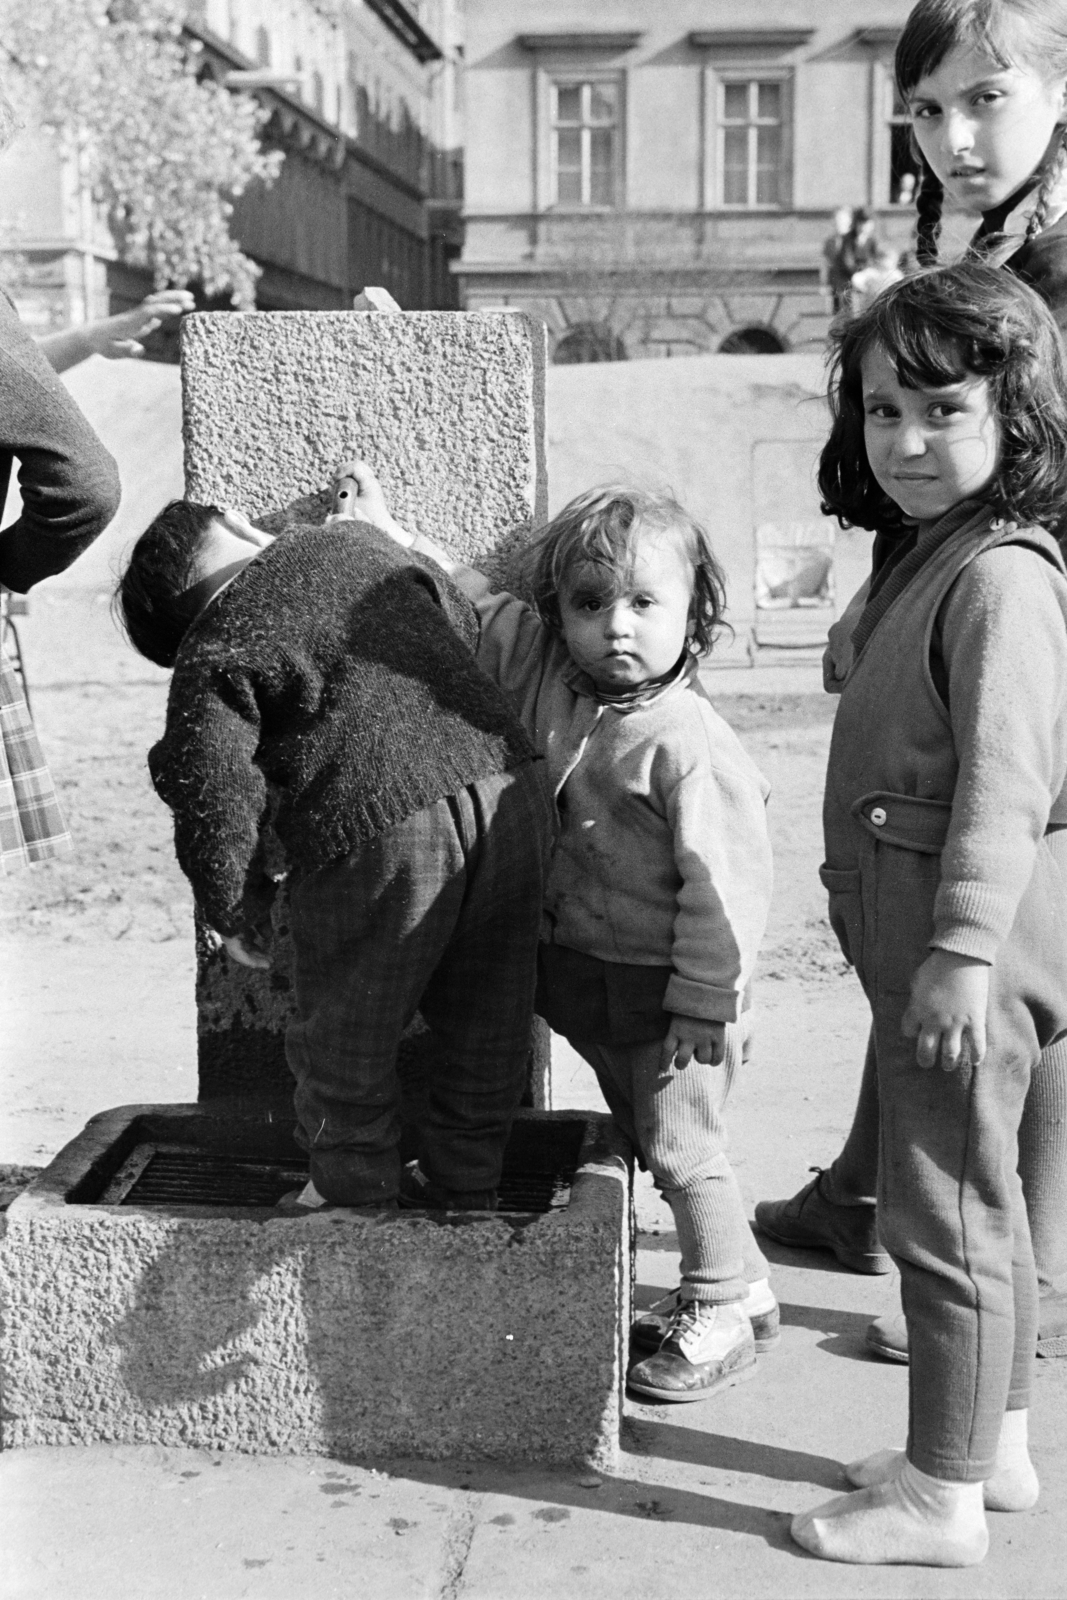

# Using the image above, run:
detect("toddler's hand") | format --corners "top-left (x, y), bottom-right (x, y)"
top-left (221, 932), bottom-right (271, 971)
top-left (660, 1014), bottom-right (726, 1071)
top-left (901, 949), bottom-right (989, 1070)
top-left (326, 459), bottom-right (414, 546)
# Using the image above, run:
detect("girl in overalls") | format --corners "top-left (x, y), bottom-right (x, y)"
top-left (791, 263), bottom-right (1067, 1566)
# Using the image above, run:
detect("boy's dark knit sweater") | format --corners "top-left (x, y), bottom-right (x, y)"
top-left (149, 522), bottom-right (537, 936)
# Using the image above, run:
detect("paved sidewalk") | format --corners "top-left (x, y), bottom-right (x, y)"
top-left (4, 994), bottom-right (1067, 1599)
top-left (5, 1239), bottom-right (1066, 1600)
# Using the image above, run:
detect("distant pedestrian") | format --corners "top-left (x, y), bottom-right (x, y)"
top-left (822, 204), bottom-right (855, 312)
top-left (849, 242), bottom-right (904, 314)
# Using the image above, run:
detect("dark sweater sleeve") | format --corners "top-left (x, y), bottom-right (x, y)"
top-left (1007, 219), bottom-right (1067, 333)
top-left (0, 292), bottom-right (121, 592)
top-left (148, 649), bottom-right (268, 937)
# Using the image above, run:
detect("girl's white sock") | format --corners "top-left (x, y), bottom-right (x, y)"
top-left (743, 1277), bottom-right (776, 1316)
top-left (993, 1409), bottom-right (1040, 1510)
top-left (845, 1409), bottom-right (1039, 1513)
top-left (791, 1458), bottom-right (987, 1566)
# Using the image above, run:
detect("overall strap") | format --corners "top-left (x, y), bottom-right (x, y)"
top-left (850, 500), bottom-right (989, 661)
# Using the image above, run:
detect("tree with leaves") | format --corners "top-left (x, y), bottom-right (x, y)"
top-left (0, 0), bottom-right (281, 308)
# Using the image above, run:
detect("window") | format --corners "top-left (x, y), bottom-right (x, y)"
top-left (551, 80), bottom-right (619, 208)
top-left (887, 83), bottom-right (921, 205)
top-left (719, 79), bottom-right (785, 206)
top-left (312, 69), bottom-right (325, 116)
top-left (255, 25), bottom-right (271, 67)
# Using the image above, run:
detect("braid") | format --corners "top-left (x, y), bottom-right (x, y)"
top-left (1026, 125), bottom-right (1067, 242)
top-left (914, 154), bottom-right (944, 265)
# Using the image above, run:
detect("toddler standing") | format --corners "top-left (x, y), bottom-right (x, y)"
top-left (359, 475), bottom-right (776, 1404)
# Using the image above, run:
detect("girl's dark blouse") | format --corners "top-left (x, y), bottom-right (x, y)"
top-left (1005, 210), bottom-right (1067, 330)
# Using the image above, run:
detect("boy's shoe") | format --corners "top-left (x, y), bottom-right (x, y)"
top-left (632, 1278), bottom-right (780, 1354)
top-left (867, 1290), bottom-right (1067, 1363)
top-left (276, 1180), bottom-right (330, 1214)
top-left (398, 1162), bottom-right (498, 1213)
top-left (627, 1300), bottom-right (756, 1403)
top-left (275, 1182), bottom-right (398, 1216)
top-left (754, 1167), bottom-right (892, 1274)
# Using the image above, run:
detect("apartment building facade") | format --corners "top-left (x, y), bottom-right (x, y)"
top-left (459, 0), bottom-right (920, 357)
top-left (0, 0), bottom-right (463, 331)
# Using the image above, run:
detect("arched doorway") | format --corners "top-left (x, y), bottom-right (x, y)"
top-left (553, 323), bottom-right (628, 364)
top-left (718, 326), bottom-right (787, 355)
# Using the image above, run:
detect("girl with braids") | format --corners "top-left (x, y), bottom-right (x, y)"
top-left (756, 0), bottom-right (1067, 1370)
top-left (903, 0), bottom-right (1067, 312)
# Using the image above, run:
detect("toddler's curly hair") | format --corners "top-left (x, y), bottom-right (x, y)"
top-left (521, 485), bottom-right (728, 656)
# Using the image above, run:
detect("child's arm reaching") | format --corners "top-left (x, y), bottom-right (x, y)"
top-left (149, 653), bottom-right (272, 953)
top-left (332, 460), bottom-right (555, 727)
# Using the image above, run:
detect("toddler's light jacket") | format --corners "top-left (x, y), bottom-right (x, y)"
top-left (445, 566), bottom-right (773, 1024)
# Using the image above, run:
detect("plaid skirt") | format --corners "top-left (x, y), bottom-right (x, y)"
top-left (0, 642), bottom-right (70, 870)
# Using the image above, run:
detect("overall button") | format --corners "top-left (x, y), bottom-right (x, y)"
top-left (870, 806), bottom-right (887, 826)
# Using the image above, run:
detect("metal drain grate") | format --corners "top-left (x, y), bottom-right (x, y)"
top-left (101, 1145), bottom-right (308, 1209)
top-left (97, 1135), bottom-right (580, 1214)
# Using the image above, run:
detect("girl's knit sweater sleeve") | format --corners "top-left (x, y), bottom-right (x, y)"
top-left (0, 292), bottom-right (121, 592)
top-left (933, 543), bottom-right (1067, 962)
top-left (148, 648), bottom-right (267, 938)
top-left (661, 705), bottom-right (774, 1023)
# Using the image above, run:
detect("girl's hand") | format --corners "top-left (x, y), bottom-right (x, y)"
top-left (221, 932), bottom-right (271, 971)
top-left (901, 950), bottom-right (990, 1070)
top-left (326, 459), bottom-right (414, 546)
top-left (660, 1014), bottom-right (726, 1071)
top-left (87, 289), bottom-right (195, 358)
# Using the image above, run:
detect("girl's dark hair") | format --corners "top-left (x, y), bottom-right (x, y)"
top-left (521, 485), bottom-right (728, 656)
top-left (114, 499), bottom-right (223, 668)
top-left (819, 262), bottom-right (1067, 535)
top-left (896, 0), bottom-right (1067, 264)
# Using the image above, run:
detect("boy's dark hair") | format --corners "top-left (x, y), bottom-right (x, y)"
top-left (818, 263), bottom-right (1067, 537)
top-left (521, 485), bottom-right (728, 656)
top-left (114, 499), bottom-right (223, 668)
top-left (895, 1), bottom-right (1067, 264)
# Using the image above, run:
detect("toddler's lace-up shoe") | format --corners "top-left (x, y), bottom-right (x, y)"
top-left (632, 1279), bottom-right (780, 1353)
top-left (627, 1300), bottom-right (756, 1403)
top-left (754, 1167), bottom-right (891, 1274)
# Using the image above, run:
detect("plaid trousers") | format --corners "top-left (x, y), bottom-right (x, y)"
top-left (0, 643), bottom-right (71, 872)
top-left (285, 763), bottom-right (551, 1205)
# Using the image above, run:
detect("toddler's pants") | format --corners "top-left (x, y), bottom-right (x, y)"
top-left (566, 1023), bottom-right (768, 1304)
top-left (824, 824), bottom-right (1067, 1482)
top-left (285, 764), bottom-right (550, 1206)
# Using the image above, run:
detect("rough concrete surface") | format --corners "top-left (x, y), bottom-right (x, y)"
top-left (1, 1110), bottom-right (628, 1468)
top-left (181, 309), bottom-right (547, 582)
